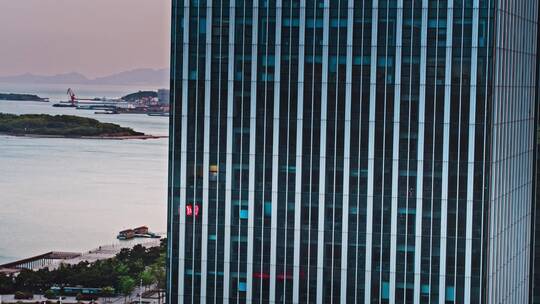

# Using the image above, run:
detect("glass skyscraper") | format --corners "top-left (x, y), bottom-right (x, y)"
top-left (167, 0), bottom-right (539, 303)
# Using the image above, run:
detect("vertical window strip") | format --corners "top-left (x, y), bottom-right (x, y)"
top-left (340, 0), bottom-right (354, 302)
top-left (428, 1), bottom-right (441, 301)
top-left (190, 4), bottom-right (204, 301)
top-left (234, 2), bottom-right (249, 301)
top-left (246, 0), bottom-right (259, 301)
top-left (377, 2), bottom-right (391, 301)
top-left (449, 1), bottom-right (463, 302)
top-left (270, 0), bottom-right (282, 302)
top-left (316, 0), bottom-right (330, 302)
top-left (279, 1), bottom-right (296, 300)
top-left (305, 1), bottom-right (322, 300)
top-left (167, 2), bottom-right (182, 303)
top-left (200, 0), bottom-right (213, 300)
top-left (328, 0), bottom-right (345, 301)
top-left (223, 0), bottom-right (236, 301)
top-left (214, 1), bottom-right (227, 300)
top-left (465, 1), bottom-right (480, 302)
top-left (253, 3), bottom-right (271, 299)
top-left (279, 5), bottom-right (289, 295)
top-left (487, 38), bottom-right (498, 302)
top-left (479, 0), bottom-right (493, 301)
top-left (178, 0), bottom-right (191, 301)
top-left (292, 0), bottom-right (306, 301)
top-left (439, 0), bottom-right (454, 302)
top-left (414, 1), bottom-right (428, 303)
top-left (256, 22), bottom-right (269, 302)
top-left (389, 0), bottom-right (403, 302)
top-left (365, 0), bottom-right (379, 302)
top-left (352, 2), bottom-right (369, 302)
top-left (491, 8), bottom-right (500, 298)
top-left (402, 1), bottom-right (418, 301)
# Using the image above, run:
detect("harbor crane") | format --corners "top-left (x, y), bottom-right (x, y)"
top-left (54, 88), bottom-right (122, 108)
top-left (66, 88), bottom-right (100, 104)
top-left (67, 88), bottom-right (76, 104)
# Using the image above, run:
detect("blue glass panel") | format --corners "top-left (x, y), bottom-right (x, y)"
top-left (199, 19), bottom-right (206, 33)
top-left (446, 286), bottom-right (455, 301)
top-left (264, 202), bottom-right (272, 217)
top-left (382, 282), bottom-right (389, 300)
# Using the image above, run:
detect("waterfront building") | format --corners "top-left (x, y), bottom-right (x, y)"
top-left (167, 0), bottom-right (539, 303)
top-left (158, 89), bottom-right (170, 105)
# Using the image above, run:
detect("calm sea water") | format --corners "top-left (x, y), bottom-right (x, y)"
top-left (0, 83), bottom-right (169, 264)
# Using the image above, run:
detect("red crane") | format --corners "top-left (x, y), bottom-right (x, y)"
top-left (67, 88), bottom-right (76, 104)
top-left (66, 88), bottom-right (99, 104)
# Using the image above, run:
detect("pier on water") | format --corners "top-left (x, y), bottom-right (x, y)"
top-left (0, 252), bottom-right (81, 273)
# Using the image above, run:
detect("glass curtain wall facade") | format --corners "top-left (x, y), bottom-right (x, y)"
top-left (533, 2), bottom-right (540, 302)
top-left (167, 0), bottom-right (539, 303)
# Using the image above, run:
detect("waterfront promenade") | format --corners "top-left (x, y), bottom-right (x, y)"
top-left (0, 286), bottom-right (162, 304)
top-left (0, 238), bottom-right (162, 273)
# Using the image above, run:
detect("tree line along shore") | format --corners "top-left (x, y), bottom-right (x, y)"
top-left (0, 241), bottom-right (166, 303)
top-left (0, 93), bottom-right (48, 102)
top-left (0, 113), bottom-right (152, 139)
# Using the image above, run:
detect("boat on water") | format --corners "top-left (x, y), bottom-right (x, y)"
top-left (94, 109), bottom-right (119, 115)
top-left (52, 102), bottom-right (76, 108)
top-left (147, 112), bottom-right (169, 117)
top-left (117, 226), bottom-right (161, 240)
top-left (77, 103), bottom-right (119, 110)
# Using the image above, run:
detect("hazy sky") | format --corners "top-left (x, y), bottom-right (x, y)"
top-left (0, 0), bottom-right (171, 78)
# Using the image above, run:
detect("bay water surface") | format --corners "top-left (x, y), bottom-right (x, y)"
top-left (0, 83), bottom-right (169, 264)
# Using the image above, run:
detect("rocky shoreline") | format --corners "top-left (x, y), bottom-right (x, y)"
top-left (0, 132), bottom-right (167, 140)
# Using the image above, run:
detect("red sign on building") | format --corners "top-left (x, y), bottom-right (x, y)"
top-left (185, 204), bottom-right (200, 217)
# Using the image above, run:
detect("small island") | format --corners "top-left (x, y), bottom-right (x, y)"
top-left (0, 113), bottom-right (162, 139)
top-left (0, 93), bottom-right (49, 102)
top-left (121, 90), bottom-right (158, 101)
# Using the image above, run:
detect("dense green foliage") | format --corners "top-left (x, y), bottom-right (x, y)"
top-left (0, 113), bottom-right (144, 137)
top-left (121, 91), bottom-right (157, 101)
top-left (118, 276), bottom-right (136, 298)
top-left (0, 93), bottom-right (46, 101)
top-left (0, 240), bottom-right (166, 295)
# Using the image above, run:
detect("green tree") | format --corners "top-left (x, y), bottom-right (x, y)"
top-left (1, 240), bottom-right (167, 295)
top-left (115, 262), bottom-right (129, 276)
top-left (0, 274), bottom-right (14, 294)
top-left (129, 259), bottom-right (145, 276)
top-left (0, 113), bottom-right (143, 137)
top-left (118, 276), bottom-right (136, 304)
top-left (14, 270), bottom-right (44, 292)
top-left (44, 289), bottom-right (57, 299)
top-left (139, 269), bottom-right (155, 292)
top-left (149, 254), bottom-right (166, 304)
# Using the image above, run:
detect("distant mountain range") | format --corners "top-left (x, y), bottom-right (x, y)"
top-left (0, 68), bottom-right (169, 86)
